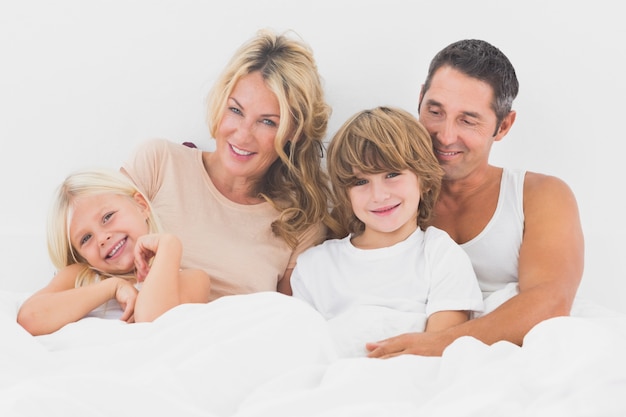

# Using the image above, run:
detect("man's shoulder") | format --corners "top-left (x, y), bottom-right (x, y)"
top-left (523, 171), bottom-right (574, 197)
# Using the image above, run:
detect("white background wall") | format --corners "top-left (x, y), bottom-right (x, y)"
top-left (1, 0), bottom-right (624, 312)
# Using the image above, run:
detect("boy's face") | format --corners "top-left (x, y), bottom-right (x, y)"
top-left (349, 168), bottom-right (420, 246)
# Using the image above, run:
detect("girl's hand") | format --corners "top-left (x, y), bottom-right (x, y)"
top-left (112, 278), bottom-right (139, 322)
top-left (134, 234), bottom-right (161, 282)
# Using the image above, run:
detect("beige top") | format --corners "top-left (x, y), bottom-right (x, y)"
top-left (122, 138), bottom-right (326, 300)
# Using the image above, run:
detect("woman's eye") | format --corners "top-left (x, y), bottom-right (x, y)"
top-left (261, 118), bottom-right (277, 127)
top-left (229, 107), bottom-right (242, 115)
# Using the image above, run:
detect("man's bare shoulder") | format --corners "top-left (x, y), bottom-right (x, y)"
top-left (523, 171), bottom-right (575, 197)
top-left (523, 171), bottom-right (580, 218)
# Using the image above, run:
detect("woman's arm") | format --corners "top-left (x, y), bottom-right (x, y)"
top-left (17, 263), bottom-right (137, 335)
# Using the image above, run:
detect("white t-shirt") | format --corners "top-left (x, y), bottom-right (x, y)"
top-left (292, 227), bottom-right (483, 357)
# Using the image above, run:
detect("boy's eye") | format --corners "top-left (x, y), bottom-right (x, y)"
top-left (386, 172), bottom-right (400, 179)
top-left (353, 178), bottom-right (368, 186)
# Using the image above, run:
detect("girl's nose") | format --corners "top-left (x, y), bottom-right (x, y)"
top-left (98, 233), bottom-right (111, 247)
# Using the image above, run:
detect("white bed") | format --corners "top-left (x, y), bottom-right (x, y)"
top-left (2, 1), bottom-right (625, 415)
top-left (2, 290), bottom-right (625, 416)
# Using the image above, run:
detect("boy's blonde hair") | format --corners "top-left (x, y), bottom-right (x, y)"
top-left (47, 169), bottom-right (162, 287)
top-left (326, 106), bottom-right (444, 237)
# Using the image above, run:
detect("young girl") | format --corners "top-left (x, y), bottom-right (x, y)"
top-left (291, 106), bottom-right (484, 357)
top-left (17, 169), bottom-right (211, 336)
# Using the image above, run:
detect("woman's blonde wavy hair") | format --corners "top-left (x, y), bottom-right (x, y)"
top-left (206, 28), bottom-right (340, 246)
top-left (47, 169), bottom-right (162, 287)
top-left (326, 106), bottom-right (444, 237)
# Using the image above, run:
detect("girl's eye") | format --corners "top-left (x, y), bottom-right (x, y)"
top-left (79, 234), bottom-right (92, 246)
top-left (102, 212), bottom-right (114, 224)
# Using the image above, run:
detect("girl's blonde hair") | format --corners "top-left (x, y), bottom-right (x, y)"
top-left (47, 169), bottom-right (162, 287)
top-left (206, 28), bottom-right (340, 246)
top-left (326, 106), bottom-right (444, 237)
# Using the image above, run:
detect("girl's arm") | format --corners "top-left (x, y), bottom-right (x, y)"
top-left (133, 233), bottom-right (211, 322)
top-left (16, 263), bottom-right (138, 336)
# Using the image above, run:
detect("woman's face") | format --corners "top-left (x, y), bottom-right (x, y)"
top-left (214, 71), bottom-right (283, 182)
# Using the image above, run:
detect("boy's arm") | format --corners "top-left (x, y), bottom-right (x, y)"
top-left (425, 310), bottom-right (470, 332)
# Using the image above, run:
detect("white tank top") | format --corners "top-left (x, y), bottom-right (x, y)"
top-left (461, 168), bottom-right (525, 298)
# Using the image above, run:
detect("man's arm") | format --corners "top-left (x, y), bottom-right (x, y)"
top-left (367, 173), bottom-right (584, 357)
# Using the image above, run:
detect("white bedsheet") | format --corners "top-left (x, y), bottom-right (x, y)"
top-left (1, 291), bottom-right (625, 416)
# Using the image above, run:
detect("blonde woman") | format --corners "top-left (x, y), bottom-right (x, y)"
top-left (18, 169), bottom-right (211, 335)
top-left (122, 28), bottom-right (339, 299)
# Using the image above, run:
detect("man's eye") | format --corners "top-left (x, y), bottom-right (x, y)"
top-left (426, 107), bottom-right (441, 117)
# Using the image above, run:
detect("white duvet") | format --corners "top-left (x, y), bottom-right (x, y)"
top-left (1, 291), bottom-right (625, 417)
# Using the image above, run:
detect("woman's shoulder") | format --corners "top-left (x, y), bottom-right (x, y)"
top-left (129, 138), bottom-right (201, 169)
top-left (136, 138), bottom-right (194, 155)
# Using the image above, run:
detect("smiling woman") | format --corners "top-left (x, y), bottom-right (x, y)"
top-left (121, 28), bottom-right (341, 301)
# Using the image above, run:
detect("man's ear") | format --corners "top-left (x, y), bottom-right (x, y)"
top-left (417, 84), bottom-right (426, 113)
top-left (494, 110), bottom-right (517, 142)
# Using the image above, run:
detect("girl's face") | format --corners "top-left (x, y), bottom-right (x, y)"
top-left (214, 71), bottom-right (283, 183)
top-left (69, 193), bottom-right (150, 275)
top-left (349, 168), bottom-right (421, 248)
